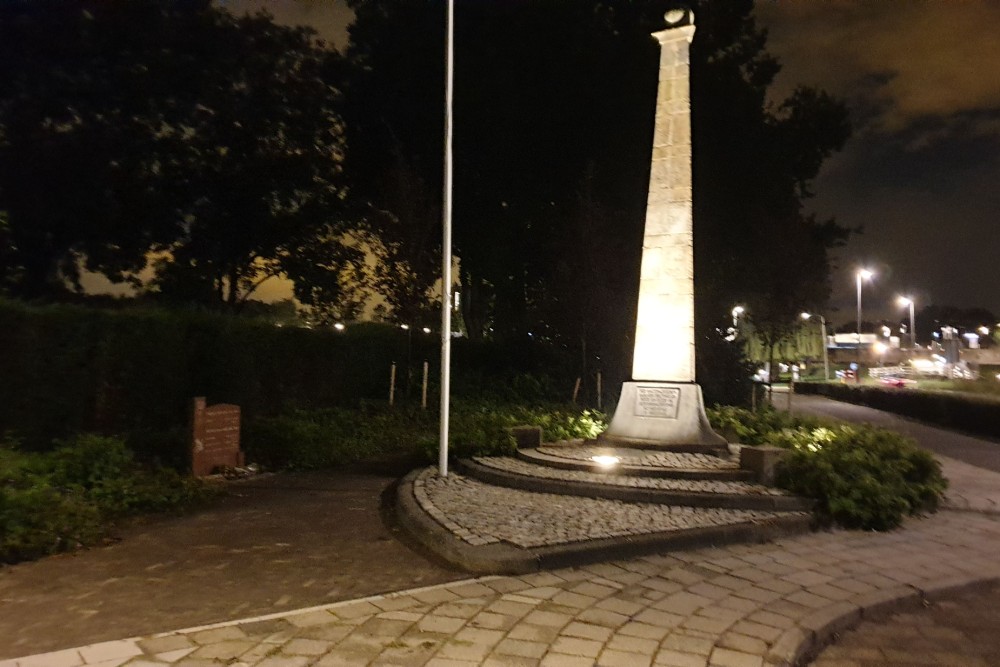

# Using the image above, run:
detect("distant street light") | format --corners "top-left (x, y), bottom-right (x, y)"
top-left (731, 305), bottom-right (745, 328)
top-left (801, 312), bottom-right (830, 381)
top-left (856, 269), bottom-right (874, 373)
top-left (874, 341), bottom-right (887, 367)
top-left (898, 296), bottom-right (916, 349)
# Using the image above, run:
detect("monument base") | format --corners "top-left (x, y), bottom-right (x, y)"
top-left (598, 382), bottom-right (727, 448)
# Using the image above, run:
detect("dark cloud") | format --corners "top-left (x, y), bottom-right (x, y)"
top-left (757, 0), bottom-right (1000, 322)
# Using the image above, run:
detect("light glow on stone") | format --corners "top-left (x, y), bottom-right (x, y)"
top-left (591, 455), bottom-right (621, 467)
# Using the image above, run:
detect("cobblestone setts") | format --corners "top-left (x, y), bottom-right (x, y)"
top-left (413, 469), bottom-right (804, 548)
top-left (537, 444), bottom-right (738, 470)
top-left (10, 511), bottom-right (1000, 667)
top-left (475, 457), bottom-right (787, 496)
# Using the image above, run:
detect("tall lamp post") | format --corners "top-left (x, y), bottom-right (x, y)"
top-left (856, 269), bottom-right (874, 377)
top-left (898, 296), bottom-right (916, 350)
top-left (801, 312), bottom-right (830, 381)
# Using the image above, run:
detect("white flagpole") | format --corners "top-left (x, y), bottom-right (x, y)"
top-left (439, 0), bottom-right (454, 477)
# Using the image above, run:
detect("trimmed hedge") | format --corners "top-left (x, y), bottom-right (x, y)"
top-left (795, 382), bottom-right (1000, 440)
top-left (0, 300), bottom-right (576, 465)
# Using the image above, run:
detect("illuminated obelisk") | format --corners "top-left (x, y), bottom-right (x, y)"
top-left (601, 8), bottom-right (725, 447)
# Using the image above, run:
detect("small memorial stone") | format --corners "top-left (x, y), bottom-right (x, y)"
top-left (191, 397), bottom-right (244, 477)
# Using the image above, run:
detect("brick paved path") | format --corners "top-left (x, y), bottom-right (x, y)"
top-left (6, 510), bottom-right (1000, 667)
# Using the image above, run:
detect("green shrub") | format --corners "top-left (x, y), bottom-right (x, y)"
top-left (244, 402), bottom-right (607, 470)
top-left (243, 407), bottom-right (405, 470)
top-left (0, 435), bottom-right (212, 563)
top-left (0, 446), bottom-right (105, 561)
top-left (707, 406), bottom-right (947, 530)
top-left (707, 405), bottom-right (824, 445)
top-left (775, 424), bottom-right (946, 530)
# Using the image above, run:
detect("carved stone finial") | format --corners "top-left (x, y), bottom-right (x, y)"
top-left (664, 8), bottom-right (693, 28)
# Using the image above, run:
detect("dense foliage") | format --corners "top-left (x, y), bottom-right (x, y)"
top-left (344, 0), bottom-right (851, 390)
top-left (0, 0), bottom-right (359, 310)
top-left (1, 402), bottom-right (603, 564)
top-left (245, 402), bottom-right (606, 470)
top-left (708, 406), bottom-right (946, 530)
top-left (0, 299), bottom-right (580, 462)
top-left (0, 435), bottom-right (209, 563)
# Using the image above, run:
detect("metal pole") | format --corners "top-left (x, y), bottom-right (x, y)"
top-left (389, 363), bottom-right (397, 406)
top-left (909, 301), bottom-right (916, 349)
top-left (820, 316), bottom-right (830, 381)
top-left (856, 273), bottom-right (863, 383)
top-left (438, 0), bottom-right (454, 477)
top-left (422, 360), bottom-right (429, 410)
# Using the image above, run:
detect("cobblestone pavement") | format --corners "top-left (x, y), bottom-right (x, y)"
top-left (0, 470), bottom-right (465, 660)
top-left (472, 457), bottom-right (787, 496)
top-left (534, 445), bottom-right (738, 471)
top-left (413, 468), bottom-right (802, 548)
top-left (6, 510), bottom-right (1000, 667)
top-left (813, 582), bottom-right (1000, 667)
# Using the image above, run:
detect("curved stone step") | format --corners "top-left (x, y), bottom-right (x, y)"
top-left (518, 445), bottom-right (755, 481)
top-left (396, 467), bottom-right (812, 574)
top-left (595, 433), bottom-right (729, 456)
top-left (458, 457), bottom-right (812, 512)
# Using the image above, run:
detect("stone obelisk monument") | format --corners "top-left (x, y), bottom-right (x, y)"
top-left (601, 9), bottom-right (725, 447)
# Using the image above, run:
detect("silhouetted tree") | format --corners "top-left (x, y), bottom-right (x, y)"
top-left (342, 0), bottom-right (851, 389)
top-left (0, 0), bottom-right (360, 310)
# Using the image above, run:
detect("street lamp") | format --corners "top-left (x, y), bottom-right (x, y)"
top-left (731, 305), bottom-right (745, 328)
top-left (874, 341), bottom-right (887, 367)
top-left (725, 305), bottom-right (745, 342)
top-left (898, 297), bottom-right (916, 350)
top-left (856, 269), bottom-right (874, 373)
top-left (801, 312), bottom-right (830, 381)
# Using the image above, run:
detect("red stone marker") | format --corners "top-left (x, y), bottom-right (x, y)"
top-left (191, 397), bottom-right (244, 477)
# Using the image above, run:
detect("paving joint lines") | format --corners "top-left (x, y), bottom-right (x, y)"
top-left (7, 510), bottom-right (1000, 667)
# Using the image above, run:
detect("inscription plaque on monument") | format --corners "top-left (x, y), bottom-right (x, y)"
top-left (191, 396), bottom-right (244, 477)
top-left (634, 386), bottom-right (681, 419)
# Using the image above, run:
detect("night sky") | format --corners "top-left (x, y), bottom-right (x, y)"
top-left (756, 1), bottom-right (1000, 325)
top-left (221, 0), bottom-right (999, 325)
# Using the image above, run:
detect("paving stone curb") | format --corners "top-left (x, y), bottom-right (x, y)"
top-left (766, 574), bottom-right (1000, 666)
top-left (396, 468), bottom-right (813, 575)
top-left (395, 469), bottom-right (537, 574)
top-left (458, 457), bottom-right (812, 512)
